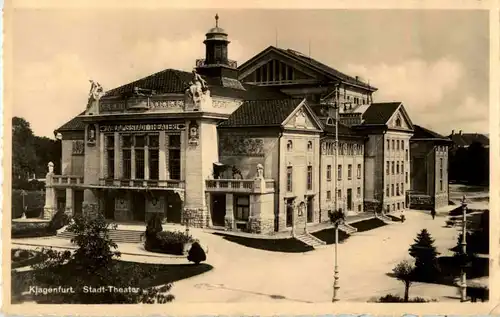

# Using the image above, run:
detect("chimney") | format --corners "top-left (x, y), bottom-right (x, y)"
top-left (459, 130), bottom-right (462, 135)
top-left (451, 130), bottom-right (454, 135)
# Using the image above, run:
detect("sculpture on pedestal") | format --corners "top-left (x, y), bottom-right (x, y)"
top-left (43, 162), bottom-right (56, 220)
top-left (185, 69), bottom-right (211, 111)
top-left (86, 80), bottom-right (104, 114)
top-left (188, 120), bottom-right (199, 146)
top-left (255, 163), bottom-right (264, 180)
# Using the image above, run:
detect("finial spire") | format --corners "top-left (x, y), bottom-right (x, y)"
top-left (215, 13), bottom-right (219, 27)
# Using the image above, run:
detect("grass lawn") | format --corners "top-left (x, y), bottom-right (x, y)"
top-left (212, 232), bottom-right (313, 253)
top-left (12, 260), bottom-right (213, 304)
top-left (311, 228), bottom-right (349, 244)
top-left (350, 218), bottom-right (387, 232)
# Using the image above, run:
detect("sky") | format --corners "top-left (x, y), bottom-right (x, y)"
top-left (11, 9), bottom-right (489, 138)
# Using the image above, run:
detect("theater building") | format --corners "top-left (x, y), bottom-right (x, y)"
top-left (45, 15), bottom-right (444, 235)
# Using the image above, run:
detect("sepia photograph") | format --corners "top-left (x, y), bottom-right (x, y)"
top-left (6, 6), bottom-right (492, 309)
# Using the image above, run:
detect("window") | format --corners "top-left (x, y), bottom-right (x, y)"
top-left (337, 164), bottom-right (342, 181)
top-left (392, 204), bottom-right (395, 211)
top-left (396, 116), bottom-right (402, 127)
top-left (405, 149), bottom-right (409, 161)
top-left (405, 172), bottom-right (408, 184)
top-left (401, 161), bottom-right (404, 174)
top-left (307, 165), bottom-right (313, 190)
top-left (358, 205), bottom-right (361, 212)
top-left (134, 135), bottom-right (145, 179)
top-left (357, 164), bottom-right (362, 179)
top-left (396, 162), bottom-right (400, 174)
top-left (168, 134), bottom-right (181, 180)
top-left (396, 184), bottom-right (400, 196)
top-left (401, 141), bottom-right (405, 151)
top-left (391, 161), bottom-right (395, 174)
top-left (401, 182), bottom-right (404, 195)
top-left (391, 184), bottom-right (395, 196)
top-left (337, 189), bottom-right (342, 199)
top-left (386, 161), bottom-right (390, 175)
top-left (307, 141), bottom-right (313, 151)
top-left (122, 135), bottom-right (132, 179)
top-left (235, 196), bottom-right (250, 221)
top-left (326, 165), bottom-right (332, 181)
top-left (387, 139), bottom-right (390, 150)
top-left (326, 190), bottom-right (331, 200)
top-left (439, 158), bottom-right (444, 191)
top-left (386, 184), bottom-right (390, 197)
top-left (357, 187), bottom-right (361, 197)
top-left (106, 135), bottom-right (114, 178)
top-left (148, 135), bottom-right (159, 180)
top-left (387, 205), bottom-right (390, 213)
top-left (391, 140), bottom-right (395, 150)
top-left (287, 140), bottom-right (293, 151)
top-left (347, 164), bottom-right (352, 180)
top-left (397, 202), bottom-right (400, 210)
top-left (286, 166), bottom-right (293, 192)
top-left (396, 140), bottom-right (400, 150)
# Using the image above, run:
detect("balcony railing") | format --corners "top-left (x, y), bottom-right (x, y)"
top-left (99, 178), bottom-right (185, 189)
top-left (205, 179), bottom-right (275, 193)
top-left (196, 58), bottom-right (238, 69)
top-left (51, 175), bottom-right (84, 187)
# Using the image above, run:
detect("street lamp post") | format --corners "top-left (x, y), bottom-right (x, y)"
top-left (332, 84), bottom-right (340, 302)
top-left (460, 195), bottom-right (468, 302)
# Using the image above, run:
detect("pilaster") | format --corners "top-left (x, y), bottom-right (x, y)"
top-left (114, 132), bottom-right (120, 179)
top-left (159, 131), bottom-right (167, 180)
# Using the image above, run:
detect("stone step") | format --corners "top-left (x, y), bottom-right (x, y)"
top-left (295, 233), bottom-right (326, 248)
top-left (56, 229), bottom-right (144, 244)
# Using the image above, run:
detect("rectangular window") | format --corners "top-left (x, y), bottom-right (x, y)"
top-left (326, 165), bottom-right (332, 181)
top-left (387, 139), bottom-right (390, 150)
top-left (337, 164), bottom-right (342, 180)
top-left (406, 149), bottom-right (409, 161)
top-left (401, 182), bottom-right (404, 195)
top-left (106, 135), bottom-right (114, 179)
top-left (357, 164), bottom-right (362, 179)
top-left (134, 135), bottom-right (145, 179)
top-left (168, 134), bottom-right (181, 180)
top-left (286, 166), bottom-right (293, 192)
top-left (307, 165), bottom-right (313, 190)
top-left (122, 135), bottom-right (132, 179)
top-left (386, 161), bottom-right (390, 175)
top-left (347, 164), bottom-right (352, 180)
top-left (337, 189), bottom-right (342, 199)
top-left (235, 196), bottom-right (250, 221)
top-left (391, 184), bottom-right (394, 196)
top-left (401, 161), bottom-right (404, 174)
top-left (357, 187), bottom-right (361, 197)
top-left (396, 162), bottom-right (399, 174)
top-left (392, 140), bottom-right (395, 150)
top-left (386, 184), bottom-right (390, 197)
top-left (401, 141), bottom-right (405, 151)
top-left (326, 190), bottom-right (331, 200)
top-left (392, 204), bottom-right (395, 211)
top-left (405, 172), bottom-right (408, 184)
top-left (396, 184), bottom-right (400, 196)
top-left (148, 134), bottom-right (159, 180)
top-left (397, 202), bottom-right (400, 210)
top-left (396, 140), bottom-right (400, 150)
top-left (387, 205), bottom-right (390, 212)
top-left (391, 161), bottom-right (395, 174)
top-left (358, 205), bottom-right (362, 212)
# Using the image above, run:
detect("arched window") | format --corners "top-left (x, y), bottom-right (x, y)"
top-left (395, 115), bottom-right (402, 127)
top-left (326, 117), bottom-right (334, 126)
top-left (287, 140), bottom-right (293, 151)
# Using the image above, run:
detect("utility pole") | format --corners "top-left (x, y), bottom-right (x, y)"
top-left (333, 83), bottom-right (340, 302)
top-left (460, 195), bottom-right (468, 302)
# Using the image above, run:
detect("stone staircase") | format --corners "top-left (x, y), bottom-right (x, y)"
top-left (338, 223), bottom-right (358, 234)
top-left (295, 232), bottom-right (327, 248)
top-left (375, 213), bottom-right (393, 223)
top-left (56, 228), bottom-right (144, 244)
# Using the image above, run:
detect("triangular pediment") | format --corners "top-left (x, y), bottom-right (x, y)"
top-left (282, 100), bottom-right (323, 131)
top-left (388, 104), bottom-right (414, 131)
top-left (238, 47), bottom-right (324, 85)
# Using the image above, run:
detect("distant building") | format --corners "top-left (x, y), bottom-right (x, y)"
top-left (46, 15), bottom-right (447, 235)
top-left (449, 130), bottom-right (489, 149)
top-left (409, 125), bottom-right (452, 210)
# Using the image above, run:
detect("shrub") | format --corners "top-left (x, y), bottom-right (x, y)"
top-left (408, 229), bottom-right (440, 282)
top-left (47, 210), bottom-right (70, 232)
top-left (145, 230), bottom-right (195, 255)
top-left (28, 213), bottom-right (174, 304)
top-left (377, 294), bottom-right (436, 303)
top-left (145, 214), bottom-right (163, 241)
top-left (392, 260), bottom-right (415, 302)
top-left (11, 221), bottom-right (56, 238)
top-left (187, 242), bottom-right (206, 264)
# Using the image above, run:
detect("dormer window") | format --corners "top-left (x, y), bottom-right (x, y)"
top-left (287, 140), bottom-right (293, 151)
top-left (395, 115), bottom-right (402, 127)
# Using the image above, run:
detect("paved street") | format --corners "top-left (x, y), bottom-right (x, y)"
top-left (12, 208), bottom-right (481, 303)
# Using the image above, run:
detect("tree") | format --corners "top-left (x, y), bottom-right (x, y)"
top-left (30, 213), bottom-right (174, 303)
top-left (12, 117), bottom-right (37, 180)
top-left (408, 229), bottom-right (440, 281)
top-left (392, 260), bottom-right (415, 302)
top-left (329, 209), bottom-right (346, 227)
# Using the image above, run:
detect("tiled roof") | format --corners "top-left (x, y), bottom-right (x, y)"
top-left (449, 133), bottom-right (489, 147)
top-left (273, 47), bottom-right (377, 90)
top-left (219, 98), bottom-right (304, 127)
top-left (57, 111), bottom-right (86, 132)
top-left (412, 125), bottom-right (448, 140)
top-left (362, 102), bottom-right (401, 125)
top-left (321, 119), bottom-right (361, 137)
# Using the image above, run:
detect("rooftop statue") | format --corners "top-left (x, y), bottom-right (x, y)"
top-left (88, 80), bottom-right (104, 102)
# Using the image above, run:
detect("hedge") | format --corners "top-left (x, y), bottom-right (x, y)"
top-left (11, 210), bottom-right (69, 239)
top-left (145, 231), bottom-right (195, 255)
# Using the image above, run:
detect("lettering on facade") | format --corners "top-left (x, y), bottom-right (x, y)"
top-left (99, 123), bottom-right (186, 133)
top-left (149, 100), bottom-right (184, 110)
top-left (321, 141), bottom-right (363, 156)
top-left (219, 135), bottom-right (265, 157)
top-left (72, 140), bottom-right (85, 155)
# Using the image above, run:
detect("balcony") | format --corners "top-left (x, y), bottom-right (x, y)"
top-left (51, 175), bottom-right (84, 187)
top-left (98, 178), bottom-right (185, 189)
top-left (196, 58), bottom-right (238, 69)
top-left (205, 179), bottom-right (275, 194)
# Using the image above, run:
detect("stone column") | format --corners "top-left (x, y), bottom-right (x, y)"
top-left (159, 131), bottom-right (167, 180)
top-left (224, 193), bottom-right (234, 230)
top-left (43, 162), bottom-right (56, 220)
top-left (65, 187), bottom-right (73, 216)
